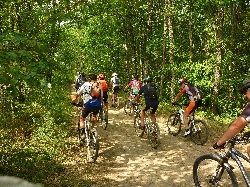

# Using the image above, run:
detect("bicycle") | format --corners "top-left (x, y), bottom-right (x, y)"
top-left (193, 128), bottom-right (250, 186)
top-left (72, 103), bottom-right (100, 163)
top-left (167, 103), bottom-right (209, 145)
top-left (98, 103), bottom-right (108, 130)
top-left (124, 90), bottom-right (135, 115)
top-left (134, 104), bottom-right (160, 149)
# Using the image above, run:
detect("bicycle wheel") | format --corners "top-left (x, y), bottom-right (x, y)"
top-left (190, 120), bottom-right (209, 145)
top-left (114, 94), bottom-right (119, 109)
top-left (147, 122), bottom-right (160, 149)
top-left (193, 154), bottom-right (238, 187)
top-left (134, 114), bottom-right (144, 137)
top-left (77, 122), bottom-right (84, 146)
top-left (124, 100), bottom-right (132, 115)
top-left (167, 113), bottom-right (182, 136)
top-left (86, 128), bottom-right (99, 163)
top-left (101, 107), bottom-right (108, 130)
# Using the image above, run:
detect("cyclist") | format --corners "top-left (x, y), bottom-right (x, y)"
top-left (135, 76), bottom-right (159, 130)
top-left (124, 75), bottom-right (140, 105)
top-left (98, 73), bottom-right (109, 112)
top-left (74, 72), bottom-right (86, 91)
top-left (172, 78), bottom-right (202, 137)
top-left (110, 73), bottom-right (120, 106)
top-left (213, 78), bottom-right (250, 158)
top-left (71, 73), bottom-right (103, 141)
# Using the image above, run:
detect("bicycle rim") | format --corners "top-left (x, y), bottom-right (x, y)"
top-left (190, 120), bottom-right (209, 145)
top-left (167, 113), bottom-right (181, 136)
top-left (193, 154), bottom-right (238, 187)
top-left (87, 131), bottom-right (99, 163)
top-left (77, 122), bottom-right (84, 146)
top-left (134, 115), bottom-right (144, 137)
top-left (147, 122), bottom-right (160, 149)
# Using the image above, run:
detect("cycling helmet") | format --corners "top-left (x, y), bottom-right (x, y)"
top-left (239, 78), bottom-right (250, 94)
top-left (112, 73), bottom-right (118, 77)
top-left (144, 76), bottom-right (152, 83)
top-left (98, 74), bottom-right (105, 80)
top-left (178, 78), bottom-right (186, 85)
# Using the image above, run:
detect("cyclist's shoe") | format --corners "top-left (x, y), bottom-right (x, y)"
top-left (183, 129), bottom-right (190, 137)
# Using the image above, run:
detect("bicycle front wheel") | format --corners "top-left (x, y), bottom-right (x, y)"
top-left (134, 114), bottom-right (144, 137)
top-left (193, 154), bottom-right (238, 187)
top-left (190, 120), bottom-right (209, 145)
top-left (167, 113), bottom-right (182, 136)
top-left (86, 129), bottom-right (99, 163)
top-left (147, 122), bottom-right (160, 149)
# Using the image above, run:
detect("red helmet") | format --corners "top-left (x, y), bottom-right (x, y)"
top-left (99, 74), bottom-right (105, 80)
top-left (178, 78), bottom-right (186, 85)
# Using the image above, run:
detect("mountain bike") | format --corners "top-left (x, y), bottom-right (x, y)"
top-left (167, 103), bottom-right (208, 145)
top-left (98, 103), bottom-right (108, 130)
top-left (72, 103), bottom-right (99, 163)
top-left (124, 91), bottom-right (135, 115)
top-left (134, 104), bottom-right (160, 149)
top-left (193, 129), bottom-right (250, 186)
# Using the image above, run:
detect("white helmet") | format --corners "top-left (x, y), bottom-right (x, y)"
top-left (112, 73), bottom-right (118, 77)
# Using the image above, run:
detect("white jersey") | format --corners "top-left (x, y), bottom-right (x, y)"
top-left (77, 81), bottom-right (92, 104)
top-left (110, 76), bottom-right (120, 87)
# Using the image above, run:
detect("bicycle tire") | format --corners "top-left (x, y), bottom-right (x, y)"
top-left (101, 107), bottom-right (108, 130)
top-left (86, 128), bottom-right (99, 163)
top-left (147, 122), bottom-right (160, 149)
top-left (124, 100), bottom-right (132, 115)
top-left (190, 120), bottom-right (209, 145)
top-left (134, 114), bottom-right (144, 137)
top-left (114, 94), bottom-right (119, 109)
top-left (77, 122), bottom-right (84, 146)
top-left (167, 113), bottom-right (182, 136)
top-left (193, 154), bottom-right (238, 187)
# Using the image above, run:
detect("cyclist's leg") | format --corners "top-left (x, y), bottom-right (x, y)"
top-left (141, 105), bottom-right (150, 127)
top-left (92, 107), bottom-right (101, 123)
top-left (150, 105), bottom-right (158, 122)
top-left (184, 102), bottom-right (195, 130)
top-left (103, 92), bottom-right (108, 112)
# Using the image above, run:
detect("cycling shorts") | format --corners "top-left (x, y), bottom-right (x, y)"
top-left (113, 86), bottom-right (120, 94)
top-left (143, 104), bottom-right (158, 115)
top-left (185, 100), bottom-right (202, 115)
top-left (103, 92), bottom-right (108, 103)
top-left (81, 106), bottom-right (100, 118)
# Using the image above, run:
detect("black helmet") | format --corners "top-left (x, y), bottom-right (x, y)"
top-left (239, 79), bottom-right (250, 94)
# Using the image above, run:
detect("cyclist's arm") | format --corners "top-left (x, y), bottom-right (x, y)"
top-left (173, 92), bottom-right (183, 103)
top-left (217, 116), bottom-right (247, 146)
top-left (71, 94), bottom-right (80, 103)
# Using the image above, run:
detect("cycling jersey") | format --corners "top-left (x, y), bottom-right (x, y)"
top-left (180, 84), bottom-right (196, 102)
top-left (111, 77), bottom-right (120, 87)
top-left (77, 82), bottom-right (92, 104)
top-left (241, 102), bottom-right (250, 122)
top-left (129, 80), bottom-right (140, 94)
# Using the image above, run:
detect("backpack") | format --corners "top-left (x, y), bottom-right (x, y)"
top-left (189, 84), bottom-right (203, 100)
top-left (91, 82), bottom-right (101, 98)
top-left (147, 83), bottom-right (158, 100)
top-left (99, 80), bottom-right (108, 92)
top-left (114, 77), bottom-right (120, 85)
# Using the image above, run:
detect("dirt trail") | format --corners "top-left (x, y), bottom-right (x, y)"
top-left (63, 84), bottom-right (249, 187)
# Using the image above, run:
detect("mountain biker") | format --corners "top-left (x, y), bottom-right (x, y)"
top-left (110, 73), bottom-right (120, 106)
top-left (172, 78), bottom-right (202, 137)
top-left (98, 73), bottom-right (109, 112)
top-left (213, 78), bottom-right (250, 158)
top-left (124, 75), bottom-right (140, 104)
top-left (74, 72), bottom-right (86, 91)
top-left (71, 73), bottom-right (103, 141)
top-left (135, 76), bottom-right (159, 130)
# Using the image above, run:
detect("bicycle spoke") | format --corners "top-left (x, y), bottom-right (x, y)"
top-left (190, 120), bottom-right (209, 145)
top-left (167, 113), bottom-right (181, 136)
top-left (147, 122), bottom-right (160, 149)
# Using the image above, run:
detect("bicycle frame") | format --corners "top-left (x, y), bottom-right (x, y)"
top-left (221, 147), bottom-right (250, 186)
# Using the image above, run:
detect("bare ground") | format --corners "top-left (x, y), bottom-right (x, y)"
top-left (49, 85), bottom-right (250, 187)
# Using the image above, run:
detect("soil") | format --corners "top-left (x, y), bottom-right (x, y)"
top-left (52, 85), bottom-right (249, 187)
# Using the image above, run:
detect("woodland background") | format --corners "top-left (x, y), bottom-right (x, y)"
top-left (0, 0), bottom-right (250, 186)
